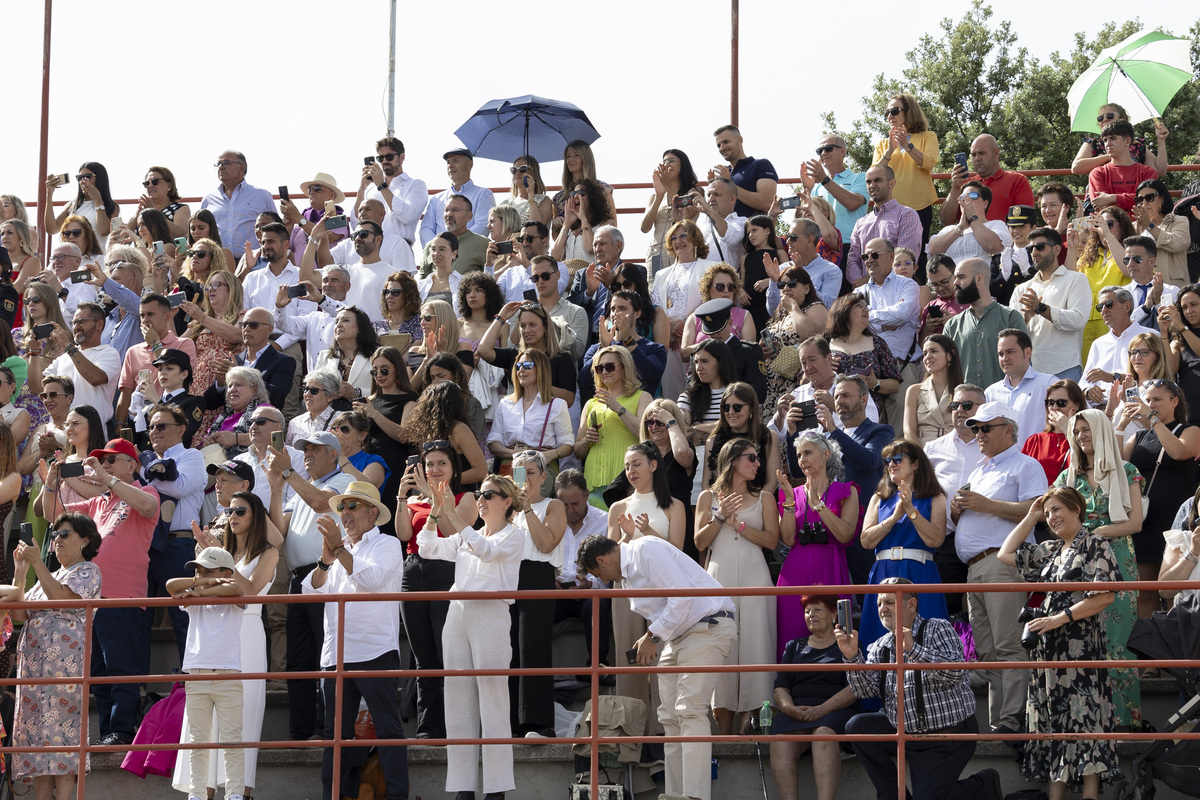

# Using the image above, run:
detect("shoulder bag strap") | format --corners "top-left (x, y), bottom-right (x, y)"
top-left (1145, 423), bottom-right (1182, 496)
top-left (536, 398), bottom-right (556, 449)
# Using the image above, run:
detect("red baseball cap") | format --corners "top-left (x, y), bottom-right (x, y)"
top-left (89, 438), bottom-right (139, 461)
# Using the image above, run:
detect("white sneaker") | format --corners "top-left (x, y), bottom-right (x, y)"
top-left (227, 794), bottom-right (245, 800)
top-left (524, 731), bottom-right (551, 738)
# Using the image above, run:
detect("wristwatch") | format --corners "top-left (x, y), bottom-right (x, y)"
top-left (966, 215), bottom-right (980, 224)
top-left (650, 634), bottom-right (662, 644)
top-left (281, 468), bottom-right (293, 480)
top-left (907, 510), bottom-right (918, 520)
top-left (666, 418), bottom-right (678, 428)
top-left (1036, 302), bottom-right (1049, 316)
top-left (820, 177), bottom-right (831, 186)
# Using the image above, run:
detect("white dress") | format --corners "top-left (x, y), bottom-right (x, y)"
top-left (173, 551), bottom-right (271, 791)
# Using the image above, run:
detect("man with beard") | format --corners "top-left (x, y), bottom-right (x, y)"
top-left (943, 257), bottom-right (1027, 388)
top-left (300, 220), bottom-right (390, 320)
top-left (1008, 228), bottom-right (1092, 381)
top-left (357, 136), bottom-right (427, 272)
top-left (846, 165), bottom-right (922, 287)
top-left (918, 255), bottom-right (968, 343)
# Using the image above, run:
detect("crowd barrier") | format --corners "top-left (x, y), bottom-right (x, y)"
top-left (1, 578), bottom-right (1197, 800)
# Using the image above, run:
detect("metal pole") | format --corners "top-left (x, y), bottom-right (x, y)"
top-left (730, 0), bottom-right (739, 126)
top-left (37, 0), bottom-right (53, 257)
top-left (386, 0), bottom-right (396, 136)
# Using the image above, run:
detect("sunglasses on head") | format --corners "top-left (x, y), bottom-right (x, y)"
top-left (968, 422), bottom-right (1004, 434)
top-left (336, 500), bottom-right (365, 512)
top-left (474, 489), bottom-right (501, 500)
top-left (369, 367), bottom-right (390, 377)
top-left (1045, 398), bottom-right (1072, 408)
top-left (721, 402), bottom-right (746, 413)
top-left (142, 178), bottom-right (164, 188)
top-left (422, 439), bottom-right (452, 453)
top-left (1095, 300), bottom-right (1116, 311)
top-left (947, 400), bottom-right (976, 411)
top-left (883, 454), bottom-right (908, 465)
top-left (595, 362), bottom-right (619, 374)
top-left (229, 506), bottom-right (250, 517)
top-left (1122, 255), bottom-right (1144, 265)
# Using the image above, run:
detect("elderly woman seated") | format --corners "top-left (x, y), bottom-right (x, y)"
top-left (769, 593), bottom-right (864, 800)
top-left (287, 368), bottom-right (342, 446)
top-left (202, 365), bottom-right (271, 458)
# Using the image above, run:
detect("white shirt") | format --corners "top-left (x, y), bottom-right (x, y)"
top-left (417, 521), bottom-right (525, 602)
top-left (303, 527), bottom-right (404, 667)
top-left (417, 271), bottom-right (462, 315)
top-left (492, 260), bottom-right (569, 304)
top-left (419, 179), bottom-right (495, 245)
top-left (275, 295), bottom-right (343, 371)
top-left (514, 497), bottom-right (564, 567)
top-left (769, 382), bottom-right (879, 432)
top-left (558, 506), bottom-right (609, 585)
top-left (487, 395), bottom-right (572, 451)
top-left (651, 259), bottom-right (714, 322)
top-left (955, 444), bottom-right (1046, 562)
top-left (986, 366), bottom-right (1057, 447)
top-left (62, 281), bottom-right (98, 322)
top-left (182, 603), bottom-right (243, 671)
top-left (284, 470), bottom-right (355, 568)
top-left (925, 430), bottom-right (982, 534)
top-left (235, 444), bottom-right (307, 512)
top-left (148, 441), bottom-right (207, 531)
top-left (242, 261), bottom-right (316, 350)
top-left (856, 270), bottom-right (921, 364)
top-left (1080, 322), bottom-right (1161, 396)
top-left (621, 536), bottom-right (734, 641)
top-left (701, 212), bottom-right (746, 267)
top-left (362, 171), bottom-right (428, 271)
top-left (931, 219), bottom-right (1012, 263)
top-left (46, 344), bottom-right (121, 425)
top-left (1008, 266), bottom-right (1093, 374)
top-left (344, 260), bottom-right (393, 320)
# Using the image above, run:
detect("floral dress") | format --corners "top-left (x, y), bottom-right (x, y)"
top-left (830, 336), bottom-right (901, 402)
top-left (1015, 532), bottom-right (1123, 791)
top-left (189, 323), bottom-right (242, 445)
top-left (12, 343), bottom-right (48, 495)
top-left (1052, 462), bottom-right (1143, 727)
top-left (762, 317), bottom-right (804, 415)
top-left (13, 561), bottom-right (103, 781)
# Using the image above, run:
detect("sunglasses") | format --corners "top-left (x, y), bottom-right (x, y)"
top-left (515, 235), bottom-right (537, 244)
top-left (777, 279), bottom-right (799, 290)
top-left (968, 423), bottom-right (1004, 434)
top-left (369, 367), bottom-right (390, 377)
top-left (1045, 398), bottom-right (1072, 408)
top-left (421, 314), bottom-right (436, 322)
top-left (101, 455), bottom-right (122, 465)
top-left (383, 288), bottom-right (403, 297)
top-left (24, 296), bottom-right (42, 305)
top-left (240, 321), bottom-right (267, 329)
top-left (61, 228), bottom-right (84, 238)
top-left (815, 144), bottom-right (840, 155)
top-left (39, 391), bottom-right (67, 400)
top-left (510, 165), bottom-right (530, 174)
top-left (352, 231), bottom-right (374, 240)
top-left (721, 402), bottom-right (746, 413)
top-left (150, 422), bottom-right (182, 432)
top-left (50, 529), bottom-right (75, 541)
top-left (532, 271), bottom-right (556, 283)
top-left (336, 500), bottom-right (366, 512)
top-left (251, 417), bottom-right (278, 427)
top-left (306, 186), bottom-right (326, 194)
top-left (740, 452), bottom-right (760, 463)
top-left (1097, 112), bottom-right (1119, 124)
top-left (711, 282), bottom-right (734, 293)
top-left (1142, 378), bottom-right (1177, 391)
top-left (595, 362), bottom-right (619, 374)
top-left (76, 173), bottom-right (94, 181)
top-left (784, 234), bottom-right (802, 244)
top-left (192, 250), bottom-right (212, 259)
top-left (1030, 242), bottom-right (1052, 251)
top-left (301, 387), bottom-right (323, 396)
top-left (966, 191), bottom-right (981, 200)
top-left (422, 439), bottom-right (452, 453)
top-left (645, 419), bottom-right (666, 428)
top-left (864, 252), bottom-right (886, 261)
top-left (883, 454), bottom-right (908, 465)
top-left (475, 489), bottom-right (501, 500)
top-left (334, 425), bottom-right (353, 434)
top-left (1095, 300), bottom-right (1116, 311)
top-left (515, 361), bottom-right (536, 371)
top-left (214, 160), bottom-right (242, 168)
top-left (142, 178), bottom-right (164, 188)
top-left (885, 106), bottom-right (903, 117)
top-left (1122, 255), bottom-right (1144, 265)
top-left (947, 401), bottom-right (976, 411)
top-left (229, 506), bottom-right (250, 517)
top-left (1135, 193), bottom-right (1159, 205)
top-left (376, 153), bottom-right (400, 162)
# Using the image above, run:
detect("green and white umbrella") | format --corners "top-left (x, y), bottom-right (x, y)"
top-left (1067, 30), bottom-right (1195, 133)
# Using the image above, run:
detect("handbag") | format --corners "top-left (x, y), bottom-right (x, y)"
top-left (769, 344), bottom-right (801, 379)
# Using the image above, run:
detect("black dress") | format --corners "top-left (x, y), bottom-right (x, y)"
top-left (742, 249), bottom-right (772, 334)
top-left (367, 391), bottom-right (417, 535)
top-left (769, 638), bottom-right (863, 734)
top-left (1129, 422), bottom-right (1197, 564)
top-left (1176, 340), bottom-right (1200, 425)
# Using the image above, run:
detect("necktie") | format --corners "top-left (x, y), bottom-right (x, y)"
top-left (1137, 283), bottom-right (1152, 307)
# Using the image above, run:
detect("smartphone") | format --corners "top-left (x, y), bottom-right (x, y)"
top-left (837, 599), bottom-right (853, 633)
top-left (495, 241), bottom-right (514, 255)
top-left (1124, 387), bottom-right (1140, 404)
top-left (70, 269), bottom-right (91, 284)
top-left (32, 323), bottom-right (54, 339)
top-left (513, 466), bottom-right (527, 486)
top-left (278, 186), bottom-right (289, 202)
top-left (59, 461), bottom-right (85, 479)
top-left (363, 156), bottom-right (375, 166)
top-left (56, 173), bottom-right (69, 185)
top-left (1082, 197), bottom-right (1095, 216)
top-left (286, 283), bottom-right (308, 299)
top-left (325, 214), bottom-right (348, 231)
top-left (167, 291), bottom-right (185, 308)
top-left (672, 196), bottom-right (694, 208)
top-left (118, 425), bottom-right (134, 443)
top-left (19, 522), bottom-right (34, 547)
top-left (779, 195), bottom-right (803, 211)
top-left (137, 368), bottom-right (152, 386)
top-left (588, 411), bottom-right (600, 429)
top-left (406, 455), bottom-right (421, 469)
top-left (650, 253), bottom-right (662, 279)
top-left (174, 236), bottom-right (189, 253)
top-left (324, 200), bottom-right (336, 216)
top-left (959, 483), bottom-right (970, 494)
top-left (954, 152), bottom-right (968, 171)
top-left (354, 388), bottom-right (364, 400)
top-left (926, 305), bottom-right (944, 318)
top-left (625, 647), bottom-right (638, 665)
top-left (271, 430), bottom-right (284, 451)
top-left (522, 289), bottom-right (537, 302)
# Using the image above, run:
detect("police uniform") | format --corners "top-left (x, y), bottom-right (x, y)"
top-left (695, 298), bottom-right (768, 404)
top-left (990, 204), bottom-right (1037, 306)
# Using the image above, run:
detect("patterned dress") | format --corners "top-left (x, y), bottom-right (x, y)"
top-left (1052, 462), bottom-right (1143, 726)
top-left (13, 561), bottom-right (103, 781)
top-left (1015, 532), bottom-right (1123, 791)
top-left (189, 324), bottom-right (242, 446)
top-left (762, 317), bottom-right (804, 416)
top-left (830, 336), bottom-right (901, 390)
top-left (12, 344), bottom-right (48, 495)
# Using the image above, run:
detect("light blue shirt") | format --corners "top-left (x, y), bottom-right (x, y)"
top-left (856, 270), bottom-right (921, 363)
top-left (985, 366), bottom-right (1057, 448)
top-left (200, 180), bottom-right (277, 255)
top-left (813, 169), bottom-right (868, 242)
top-left (419, 179), bottom-right (496, 246)
top-left (955, 443), bottom-right (1046, 562)
top-left (766, 255), bottom-right (842, 315)
top-left (100, 278), bottom-right (145, 359)
top-left (149, 441), bottom-right (208, 532)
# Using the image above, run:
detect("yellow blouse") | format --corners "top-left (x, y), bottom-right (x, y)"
top-left (873, 130), bottom-right (940, 210)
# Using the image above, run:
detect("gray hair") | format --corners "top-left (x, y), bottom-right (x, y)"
top-left (593, 225), bottom-right (624, 250)
top-left (105, 244), bottom-right (149, 277)
top-left (1002, 417), bottom-right (1019, 441)
top-left (224, 366), bottom-right (270, 404)
top-left (836, 373), bottom-right (870, 399)
top-left (794, 431), bottom-right (846, 482)
top-left (323, 264), bottom-right (351, 282)
top-left (252, 405), bottom-right (285, 426)
top-left (56, 243), bottom-right (82, 258)
top-left (513, 449), bottom-right (547, 474)
top-left (1099, 285), bottom-right (1134, 306)
top-left (794, 219), bottom-right (821, 240)
top-left (305, 368), bottom-right (342, 396)
top-left (954, 382), bottom-right (986, 401)
top-left (711, 177), bottom-right (738, 196)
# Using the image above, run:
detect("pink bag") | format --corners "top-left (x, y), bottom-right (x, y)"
top-left (120, 681), bottom-right (186, 778)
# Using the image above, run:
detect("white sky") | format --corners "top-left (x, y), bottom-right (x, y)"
top-left (5, 0), bottom-right (1191, 256)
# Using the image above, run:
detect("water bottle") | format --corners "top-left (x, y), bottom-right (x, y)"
top-left (759, 701), bottom-right (774, 733)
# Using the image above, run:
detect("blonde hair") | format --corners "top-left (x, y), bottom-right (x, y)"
top-left (490, 204), bottom-right (523, 238)
top-left (561, 140), bottom-right (598, 186)
top-left (508, 348), bottom-right (553, 402)
top-left (592, 345), bottom-right (642, 397)
top-left (182, 237), bottom-right (229, 282)
top-left (422, 299), bottom-right (461, 355)
top-left (510, 155), bottom-right (547, 197)
top-left (188, 269), bottom-right (243, 337)
top-left (698, 262), bottom-right (742, 302)
top-left (806, 195), bottom-right (837, 227)
top-left (639, 398), bottom-right (689, 440)
top-left (484, 474), bottom-right (524, 519)
top-left (1128, 332), bottom-right (1174, 381)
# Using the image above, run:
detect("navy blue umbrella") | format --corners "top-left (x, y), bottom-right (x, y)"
top-left (453, 95), bottom-right (601, 164)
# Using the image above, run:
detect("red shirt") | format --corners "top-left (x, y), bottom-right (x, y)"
top-left (1088, 162), bottom-right (1159, 213)
top-left (1021, 431), bottom-right (1070, 485)
top-left (950, 169), bottom-right (1035, 223)
top-left (405, 492), bottom-right (469, 556)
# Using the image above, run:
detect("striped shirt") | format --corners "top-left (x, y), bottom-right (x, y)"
top-left (847, 199), bottom-right (923, 284)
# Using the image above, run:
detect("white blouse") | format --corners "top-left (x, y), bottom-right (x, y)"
top-left (417, 521), bottom-right (525, 602)
top-left (514, 497), bottom-right (564, 567)
top-left (486, 395), bottom-right (572, 451)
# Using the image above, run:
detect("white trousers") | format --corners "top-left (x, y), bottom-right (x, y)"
top-left (184, 669), bottom-right (244, 799)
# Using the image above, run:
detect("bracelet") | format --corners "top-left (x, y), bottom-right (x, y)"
top-left (781, 502), bottom-right (795, 511)
top-left (1184, 550), bottom-right (1199, 565)
top-left (332, 545), bottom-right (346, 556)
top-left (316, 560), bottom-right (331, 571)
top-left (1064, 607), bottom-right (1075, 623)
top-left (735, 520), bottom-right (747, 535)
top-left (713, 512), bottom-right (727, 525)
top-left (66, 345), bottom-right (79, 357)
top-left (428, 514), bottom-right (440, 524)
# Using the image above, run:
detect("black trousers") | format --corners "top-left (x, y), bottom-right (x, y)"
top-left (320, 649), bottom-right (409, 800)
top-left (399, 553), bottom-right (454, 739)
top-left (509, 560), bottom-right (556, 735)
top-left (554, 593), bottom-right (613, 667)
top-left (287, 565), bottom-right (325, 739)
top-left (846, 712), bottom-right (989, 800)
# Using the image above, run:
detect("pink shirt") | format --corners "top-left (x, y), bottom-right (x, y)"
top-left (70, 484), bottom-right (161, 599)
top-left (117, 331), bottom-right (198, 395)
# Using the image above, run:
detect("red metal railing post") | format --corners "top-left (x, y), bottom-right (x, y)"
top-left (76, 602), bottom-right (91, 800)
top-left (589, 584), bottom-right (600, 799)
top-left (331, 596), bottom-right (345, 799)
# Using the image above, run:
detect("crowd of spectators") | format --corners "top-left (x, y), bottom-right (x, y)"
top-left (0, 101), bottom-right (1197, 800)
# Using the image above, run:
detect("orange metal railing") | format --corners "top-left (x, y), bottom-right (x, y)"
top-left (1, 578), bottom-right (1198, 800)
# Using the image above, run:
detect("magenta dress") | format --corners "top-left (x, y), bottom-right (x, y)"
top-left (775, 481), bottom-right (858, 659)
